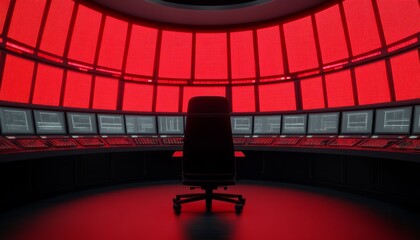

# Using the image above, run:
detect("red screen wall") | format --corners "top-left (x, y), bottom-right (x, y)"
top-left (300, 76), bottom-right (325, 110)
top-left (390, 50), bottom-right (420, 101)
top-left (230, 31), bottom-right (255, 79)
top-left (325, 70), bottom-right (354, 108)
top-left (32, 63), bottom-right (63, 106)
top-left (125, 25), bottom-right (157, 76)
top-left (156, 85), bottom-right (180, 112)
top-left (195, 33), bottom-right (228, 80)
top-left (257, 25), bottom-right (284, 77)
top-left (159, 31), bottom-right (192, 79)
top-left (232, 85), bottom-right (255, 112)
top-left (122, 82), bottom-right (154, 111)
top-left (355, 60), bottom-right (390, 105)
top-left (0, 0), bottom-right (11, 34)
top-left (0, 54), bottom-right (34, 103)
top-left (182, 86), bottom-right (225, 112)
top-left (39, 0), bottom-right (74, 56)
top-left (92, 76), bottom-right (119, 110)
top-left (63, 70), bottom-right (92, 108)
top-left (258, 82), bottom-right (296, 112)
top-left (97, 16), bottom-right (127, 70)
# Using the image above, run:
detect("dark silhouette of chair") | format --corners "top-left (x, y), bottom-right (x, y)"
top-left (173, 96), bottom-right (245, 214)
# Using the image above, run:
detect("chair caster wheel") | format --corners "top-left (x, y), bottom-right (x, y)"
top-left (173, 203), bottom-right (181, 214)
top-left (235, 204), bottom-right (243, 214)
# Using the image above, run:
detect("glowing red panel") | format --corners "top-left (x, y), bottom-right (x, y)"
top-left (325, 70), bottom-right (354, 108)
top-left (125, 25), bottom-right (157, 76)
top-left (0, 54), bottom-right (34, 103)
top-left (283, 16), bottom-right (318, 73)
top-left (343, 0), bottom-right (381, 56)
top-left (39, 0), bottom-right (74, 56)
top-left (92, 76), bottom-right (119, 110)
top-left (97, 16), bottom-right (128, 70)
top-left (156, 85), bottom-right (180, 112)
top-left (122, 83), bottom-right (154, 111)
top-left (63, 70), bottom-right (92, 108)
top-left (315, 5), bottom-right (348, 63)
top-left (259, 82), bottom-right (296, 112)
top-left (230, 31), bottom-right (255, 79)
top-left (232, 85), bottom-right (255, 112)
top-left (182, 86), bottom-right (225, 112)
top-left (355, 60), bottom-right (390, 105)
top-left (377, 0), bottom-right (420, 44)
top-left (257, 25), bottom-right (284, 77)
top-left (300, 76), bottom-right (325, 110)
top-left (0, 0), bottom-right (11, 33)
top-left (159, 31), bottom-right (192, 79)
top-left (68, 5), bottom-right (102, 64)
top-left (390, 50), bottom-right (420, 101)
top-left (7, 0), bottom-right (46, 47)
top-left (32, 63), bottom-right (63, 106)
top-left (195, 33), bottom-right (228, 79)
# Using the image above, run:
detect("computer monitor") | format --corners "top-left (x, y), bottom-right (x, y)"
top-left (341, 110), bottom-right (373, 134)
top-left (97, 114), bottom-right (125, 135)
top-left (413, 105), bottom-right (420, 134)
top-left (281, 114), bottom-right (307, 134)
top-left (34, 110), bottom-right (66, 134)
top-left (231, 116), bottom-right (253, 135)
top-left (67, 112), bottom-right (98, 134)
top-left (253, 116), bottom-right (281, 135)
top-left (0, 107), bottom-right (35, 134)
top-left (308, 112), bottom-right (339, 135)
top-left (158, 116), bottom-right (184, 135)
top-left (374, 106), bottom-right (412, 134)
top-left (125, 116), bottom-right (157, 134)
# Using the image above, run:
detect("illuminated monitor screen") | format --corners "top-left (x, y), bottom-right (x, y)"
top-left (308, 112), bottom-right (339, 134)
top-left (413, 105), bottom-right (420, 134)
top-left (67, 112), bottom-right (98, 134)
top-left (231, 116), bottom-right (253, 135)
top-left (341, 110), bottom-right (373, 134)
top-left (34, 110), bottom-right (66, 134)
top-left (0, 107), bottom-right (35, 134)
top-left (126, 116), bottom-right (157, 134)
top-left (281, 114), bottom-right (307, 134)
top-left (98, 114), bottom-right (126, 135)
top-left (375, 107), bottom-right (412, 134)
top-left (253, 116), bottom-right (281, 135)
top-left (158, 116), bottom-right (184, 135)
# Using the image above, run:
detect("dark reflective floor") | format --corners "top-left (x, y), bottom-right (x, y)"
top-left (1, 181), bottom-right (419, 240)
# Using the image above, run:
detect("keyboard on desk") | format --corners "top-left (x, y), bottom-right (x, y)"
top-left (358, 139), bottom-right (398, 148)
top-left (105, 137), bottom-right (133, 146)
top-left (47, 138), bottom-right (78, 148)
top-left (248, 138), bottom-right (274, 145)
top-left (133, 138), bottom-right (160, 145)
top-left (233, 137), bottom-right (248, 145)
top-left (13, 139), bottom-right (49, 149)
top-left (300, 138), bottom-right (333, 146)
top-left (392, 139), bottom-right (420, 150)
top-left (329, 138), bottom-right (362, 147)
top-left (273, 137), bottom-right (301, 145)
top-left (75, 138), bottom-right (104, 147)
top-left (161, 137), bottom-right (183, 145)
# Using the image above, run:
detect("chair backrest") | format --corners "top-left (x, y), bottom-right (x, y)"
top-left (183, 96), bottom-right (235, 176)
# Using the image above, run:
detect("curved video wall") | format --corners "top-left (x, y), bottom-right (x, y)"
top-left (0, 0), bottom-right (419, 113)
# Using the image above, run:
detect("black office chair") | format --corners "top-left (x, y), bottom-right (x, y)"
top-left (173, 96), bottom-right (245, 214)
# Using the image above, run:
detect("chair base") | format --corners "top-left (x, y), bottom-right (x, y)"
top-left (173, 187), bottom-right (245, 214)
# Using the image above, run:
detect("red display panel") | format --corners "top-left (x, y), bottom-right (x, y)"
top-left (92, 76), bottom-right (119, 110)
top-left (125, 25), bottom-right (157, 76)
top-left (257, 25), bottom-right (284, 77)
top-left (325, 70), bottom-right (354, 108)
top-left (343, 0), bottom-right (381, 56)
top-left (7, 0), bottom-right (46, 47)
top-left (39, 0), bottom-right (74, 56)
top-left (230, 31), bottom-right (255, 79)
top-left (156, 85), bottom-right (180, 112)
top-left (355, 60), bottom-right (390, 105)
top-left (283, 16), bottom-right (318, 72)
top-left (195, 33), bottom-right (228, 79)
top-left (182, 86), bottom-right (225, 112)
top-left (0, 0), bottom-right (11, 33)
top-left (376, 0), bottom-right (420, 44)
top-left (32, 63), bottom-right (63, 106)
top-left (159, 31), bottom-right (192, 79)
top-left (0, 54), bottom-right (34, 103)
top-left (315, 5), bottom-right (348, 63)
top-left (390, 50), bottom-right (420, 101)
top-left (67, 5), bottom-right (102, 64)
top-left (232, 85), bottom-right (255, 112)
top-left (63, 70), bottom-right (92, 108)
top-left (300, 76), bottom-right (325, 110)
top-left (258, 82), bottom-right (296, 112)
top-left (122, 82), bottom-right (154, 111)
top-left (97, 16), bottom-right (128, 70)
